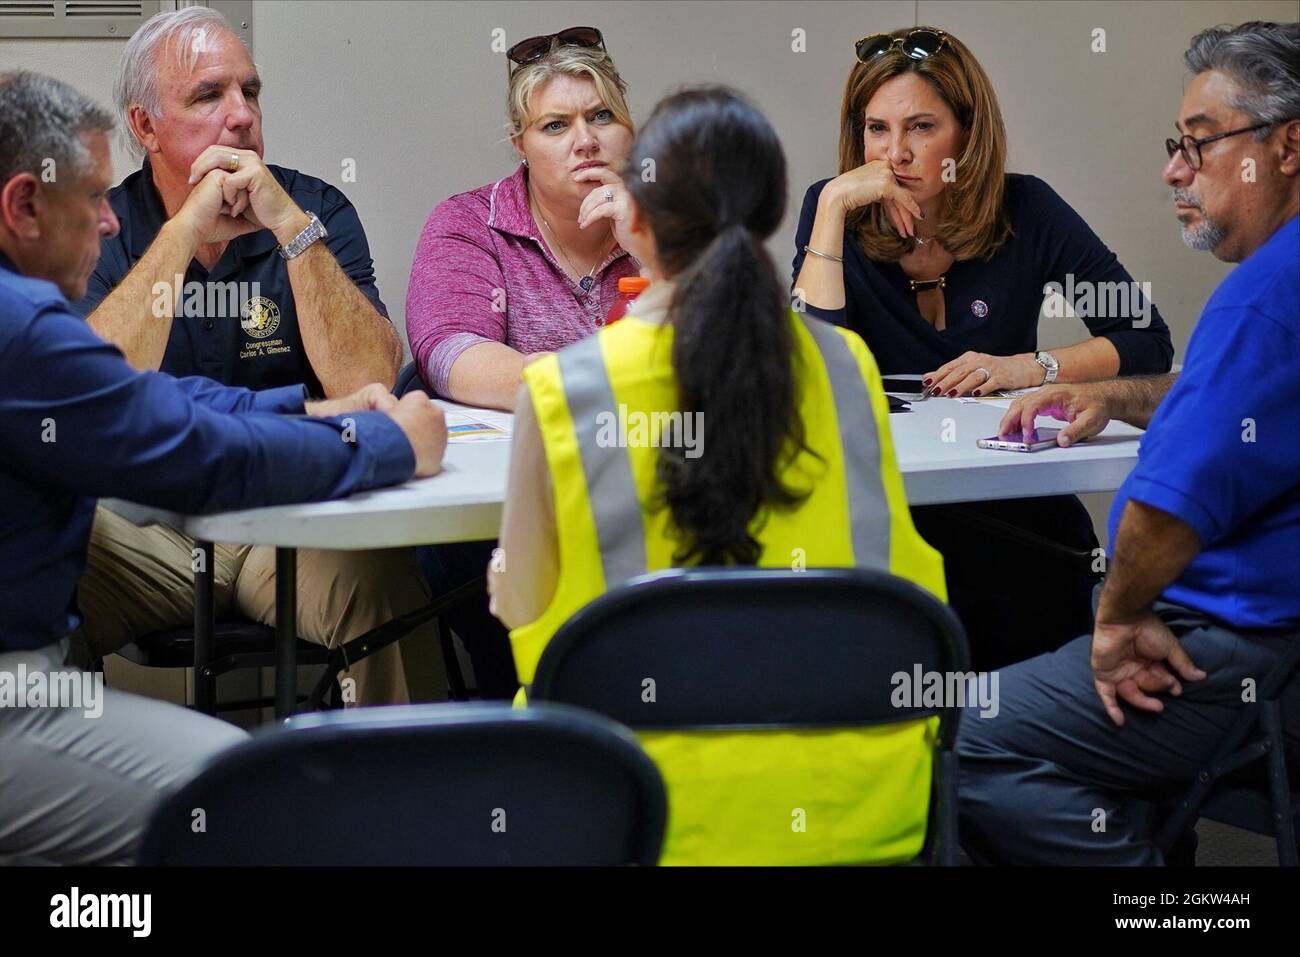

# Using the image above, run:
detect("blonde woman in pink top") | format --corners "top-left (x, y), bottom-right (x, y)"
top-left (406, 27), bottom-right (641, 411)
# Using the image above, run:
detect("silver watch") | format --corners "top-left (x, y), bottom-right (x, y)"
top-left (1034, 350), bottom-right (1060, 385)
top-left (278, 212), bottom-right (327, 261)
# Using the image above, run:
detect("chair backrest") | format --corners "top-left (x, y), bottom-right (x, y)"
top-left (395, 360), bottom-right (427, 398)
top-left (529, 567), bottom-right (972, 865)
top-left (532, 567), bottom-right (970, 743)
top-left (138, 703), bottom-right (666, 865)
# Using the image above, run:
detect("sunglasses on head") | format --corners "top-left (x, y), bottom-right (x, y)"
top-left (855, 29), bottom-right (948, 63)
top-left (507, 26), bottom-right (605, 73)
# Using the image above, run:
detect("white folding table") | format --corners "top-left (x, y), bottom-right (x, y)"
top-left (104, 397), bottom-right (1143, 716)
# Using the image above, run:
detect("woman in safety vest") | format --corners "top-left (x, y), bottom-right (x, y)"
top-left (489, 85), bottom-right (948, 864)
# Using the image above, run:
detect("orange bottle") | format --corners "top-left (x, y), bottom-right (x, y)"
top-left (605, 276), bottom-right (651, 325)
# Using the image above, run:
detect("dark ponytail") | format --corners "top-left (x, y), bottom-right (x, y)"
top-left (623, 86), bottom-right (811, 566)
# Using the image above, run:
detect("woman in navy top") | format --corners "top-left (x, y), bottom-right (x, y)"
top-left (793, 27), bottom-right (1172, 391)
top-left (793, 27), bottom-right (1173, 667)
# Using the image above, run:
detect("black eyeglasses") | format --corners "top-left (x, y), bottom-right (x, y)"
top-left (855, 29), bottom-right (948, 63)
top-left (1165, 122), bottom-right (1272, 171)
top-left (507, 26), bottom-right (605, 74)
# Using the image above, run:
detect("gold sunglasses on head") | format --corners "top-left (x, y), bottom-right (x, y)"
top-left (855, 29), bottom-right (948, 62)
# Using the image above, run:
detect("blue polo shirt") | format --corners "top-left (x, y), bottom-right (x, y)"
top-left (0, 252), bottom-right (414, 654)
top-left (71, 160), bottom-right (388, 398)
top-left (1108, 215), bottom-right (1300, 631)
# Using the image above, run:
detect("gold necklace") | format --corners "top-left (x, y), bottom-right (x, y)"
top-left (531, 194), bottom-right (614, 293)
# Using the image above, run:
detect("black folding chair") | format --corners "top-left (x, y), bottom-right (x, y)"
top-left (110, 620), bottom-right (338, 715)
top-left (394, 360), bottom-right (426, 397)
top-left (1156, 628), bottom-right (1300, 866)
top-left (530, 567), bottom-right (972, 865)
top-left (138, 702), bottom-right (666, 865)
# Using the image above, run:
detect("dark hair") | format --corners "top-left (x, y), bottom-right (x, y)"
top-left (622, 85), bottom-right (811, 567)
top-left (1183, 21), bottom-right (1300, 137)
top-left (0, 70), bottom-right (113, 186)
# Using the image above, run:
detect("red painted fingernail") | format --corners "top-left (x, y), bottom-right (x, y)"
top-left (922, 378), bottom-right (933, 386)
top-left (947, 390), bottom-right (957, 397)
top-left (972, 390), bottom-right (981, 397)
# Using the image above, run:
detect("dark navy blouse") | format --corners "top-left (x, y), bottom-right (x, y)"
top-left (792, 174), bottom-right (1174, 376)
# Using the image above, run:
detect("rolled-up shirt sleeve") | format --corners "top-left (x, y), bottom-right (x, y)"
top-left (406, 196), bottom-right (509, 396)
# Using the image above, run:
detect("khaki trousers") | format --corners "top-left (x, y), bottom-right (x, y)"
top-left (74, 506), bottom-right (445, 707)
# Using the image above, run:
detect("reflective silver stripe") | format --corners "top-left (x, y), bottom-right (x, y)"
top-left (799, 317), bottom-right (892, 569)
top-left (557, 336), bottom-right (648, 587)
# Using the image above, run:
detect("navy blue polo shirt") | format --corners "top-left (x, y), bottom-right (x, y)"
top-left (1109, 215), bottom-right (1300, 631)
top-left (72, 159), bottom-right (388, 397)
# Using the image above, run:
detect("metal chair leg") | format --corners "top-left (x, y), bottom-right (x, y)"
top-left (194, 540), bottom-right (217, 715)
top-left (275, 548), bottom-right (298, 718)
top-left (439, 616), bottom-right (470, 701)
top-left (1260, 702), bottom-right (1298, 866)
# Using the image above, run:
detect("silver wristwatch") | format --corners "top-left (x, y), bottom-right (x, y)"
top-left (1034, 350), bottom-right (1060, 385)
top-left (278, 212), bottom-right (328, 261)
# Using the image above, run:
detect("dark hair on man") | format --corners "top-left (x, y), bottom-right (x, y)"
top-left (1184, 21), bottom-right (1300, 138)
top-left (0, 70), bottom-right (114, 186)
top-left (623, 85), bottom-right (812, 567)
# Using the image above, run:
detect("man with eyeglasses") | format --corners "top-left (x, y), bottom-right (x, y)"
top-left (957, 20), bottom-right (1299, 865)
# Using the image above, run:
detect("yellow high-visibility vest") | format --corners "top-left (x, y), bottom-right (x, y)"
top-left (514, 309), bottom-right (947, 865)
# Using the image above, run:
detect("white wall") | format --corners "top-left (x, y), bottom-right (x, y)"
top-left (4, 0), bottom-right (1294, 554)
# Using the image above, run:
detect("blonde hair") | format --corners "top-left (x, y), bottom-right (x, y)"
top-left (839, 27), bottom-right (1010, 261)
top-left (506, 42), bottom-right (633, 139)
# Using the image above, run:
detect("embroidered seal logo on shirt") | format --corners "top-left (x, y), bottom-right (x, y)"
top-left (240, 296), bottom-right (281, 339)
top-left (971, 299), bottom-right (989, 318)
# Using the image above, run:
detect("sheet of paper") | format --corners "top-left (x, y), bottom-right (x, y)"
top-left (433, 399), bottom-right (514, 443)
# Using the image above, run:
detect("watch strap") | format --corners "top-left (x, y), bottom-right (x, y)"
top-left (279, 212), bottom-right (327, 261)
top-left (1035, 350), bottom-right (1059, 384)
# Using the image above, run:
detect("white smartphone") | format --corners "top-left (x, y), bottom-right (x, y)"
top-left (976, 428), bottom-right (1063, 452)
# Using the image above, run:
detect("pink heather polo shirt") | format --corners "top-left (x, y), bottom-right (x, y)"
top-left (406, 163), bottom-right (639, 395)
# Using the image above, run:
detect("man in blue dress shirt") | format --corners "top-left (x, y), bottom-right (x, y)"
top-left (958, 21), bottom-right (1300, 865)
top-left (0, 70), bottom-right (445, 864)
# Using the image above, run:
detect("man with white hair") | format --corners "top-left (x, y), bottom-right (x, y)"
top-left (70, 7), bottom-right (442, 705)
top-left (958, 20), bottom-right (1300, 865)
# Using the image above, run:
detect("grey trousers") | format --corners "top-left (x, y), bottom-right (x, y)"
top-left (956, 596), bottom-right (1300, 865)
top-left (0, 639), bottom-right (247, 865)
